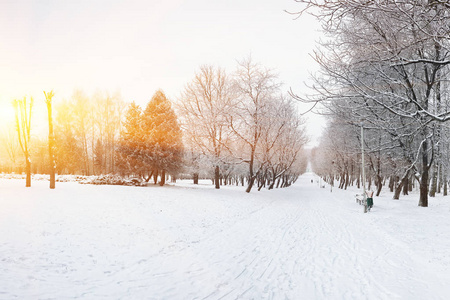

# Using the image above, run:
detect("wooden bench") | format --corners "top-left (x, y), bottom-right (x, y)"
top-left (355, 194), bottom-right (366, 205)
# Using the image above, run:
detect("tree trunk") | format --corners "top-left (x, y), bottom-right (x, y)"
top-left (402, 176), bottom-right (409, 195)
top-left (159, 170), bottom-right (166, 186)
top-left (344, 171), bottom-right (349, 190)
top-left (214, 165), bottom-right (220, 189)
top-left (46, 95), bottom-right (56, 189)
top-left (153, 170), bottom-right (158, 184)
top-left (437, 163), bottom-right (442, 194)
top-left (444, 175), bottom-right (448, 196)
top-left (388, 176), bottom-right (394, 192)
top-left (246, 149), bottom-right (255, 193)
top-left (429, 164), bottom-right (437, 197)
top-left (393, 171), bottom-right (409, 200)
top-left (419, 169), bottom-right (429, 207)
top-left (25, 156), bottom-right (31, 187)
top-left (193, 173), bottom-right (199, 184)
top-left (257, 181), bottom-right (263, 191)
top-left (268, 170), bottom-right (276, 190)
top-left (418, 139), bottom-right (430, 207)
top-left (143, 171), bottom-right (153, 182)
top-left (280, 175), bottom-right (286, 188)
top-left (393, 180), bottom-right (403, 200)
top-left (246, 176), bottom-right (255, 193)
top-left (375, 175), bottom-right (382, 197)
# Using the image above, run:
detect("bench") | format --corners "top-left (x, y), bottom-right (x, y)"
top-left (355, 194), bottom-right (366, 205)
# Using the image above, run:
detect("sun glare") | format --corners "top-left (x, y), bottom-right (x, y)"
top-left (0, 103), bottom-right (15, 130)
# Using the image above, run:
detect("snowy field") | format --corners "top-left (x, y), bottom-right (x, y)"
top-left (1, 173), bottom-right (450, 300)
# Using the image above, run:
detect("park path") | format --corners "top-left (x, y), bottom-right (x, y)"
top-left (138, 173), bottom-right (450, 300)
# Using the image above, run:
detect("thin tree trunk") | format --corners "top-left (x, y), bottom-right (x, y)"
top-left (159, 170), bottom-right (166, 186)
top-left (393, 171), bottom-right (409, 200)
top-left (193, 173), bottom-right (199, 184)
top-left (444, 175), bottom-right (448, 196)
top-left (25, 156), bottom-right (31, 187)
top-left (419, 142), bottom-right (430, 207)
top-left (214, 165), bottom-right (220, 189)
top-left (388, 176), bottom-right (394, 192)
top-left (429, 164), bottom-right (437, 197)
top-left (153, 170), bottom-right (158, 184)
top-left (375, 175), bottom-right (382, 197)
top-left (45, 91), bottom-right (56, 189)
top-left (402, 176), bottom-right (409, 195)
top-left (246, 149), bottom-right (255, 193)
top-left (246, 176), bottom-right (255, 193)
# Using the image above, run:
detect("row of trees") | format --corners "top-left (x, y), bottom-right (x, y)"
top-left (297, 0), bottom-right (450, 206)
top-left (178, 59), bottom-right (308, 192)
top-left (6, 91), bottom-right (56, 189)
top-left (1, 59), bottom-right (308, 192)
top-left (1, 90), bottom-right (129, 184)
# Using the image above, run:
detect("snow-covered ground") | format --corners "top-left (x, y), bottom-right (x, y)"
top-left (1, 173), bottom-right (450, 300)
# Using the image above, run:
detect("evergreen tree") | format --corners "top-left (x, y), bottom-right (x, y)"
top-left (117, 102), bottom-right (146, 177)
top-left (143, 90), bottom-right (184, 185)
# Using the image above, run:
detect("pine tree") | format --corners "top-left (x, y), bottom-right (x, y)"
top-left (117, 102), bottom-right (145, 176)
top-left (143, 90), bottom-right (183, 185)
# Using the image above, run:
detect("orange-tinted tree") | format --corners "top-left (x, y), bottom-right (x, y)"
top-left (44, 90), bottom-right (56, 189)
top-left (116, 102), bottom-right (148, 178)
top-left (13, 96), bottom-right (33, 187)
top-left (143, 90), bottom-right (183, 185)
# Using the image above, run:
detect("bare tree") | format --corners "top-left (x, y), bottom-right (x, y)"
top-left (44, 90), bottom-right (56, 189)
top-left (231, 57), bottom-right (281, 193)
top-left (178, 65), bottom-right (235, 189)
top-left (265, 98), bottom-right (308, 189)
top-left (71, 90), bottom-right (92, 175)
top-left (13, 97), bottom-right (33, 187)
top-left (54, 99), bottom-right (83, 174)
top-left (93, 91), bottom-right (125, 174)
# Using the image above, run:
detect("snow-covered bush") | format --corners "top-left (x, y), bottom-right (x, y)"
top-left (79, 174), bottom-right (146, 186)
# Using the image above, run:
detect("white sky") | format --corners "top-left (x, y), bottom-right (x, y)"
top-left (0, 0), bottom-right (324, 146)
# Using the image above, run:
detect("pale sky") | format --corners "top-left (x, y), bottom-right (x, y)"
top-left (0, 0), bottom-right (324, 146)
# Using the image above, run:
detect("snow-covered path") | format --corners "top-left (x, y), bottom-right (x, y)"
top-left (1, 173), bottom-right (450, 299)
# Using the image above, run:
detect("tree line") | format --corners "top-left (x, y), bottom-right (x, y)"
top-left (295, 0), bottom-right (450, 206)
top-left (1, 58), bottom-right (308, 192)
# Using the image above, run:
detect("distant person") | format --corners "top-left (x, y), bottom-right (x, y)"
top-left (311, 179), bottom-right (313, 183)
top-left (366, 190), bottom-right (374, 211)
